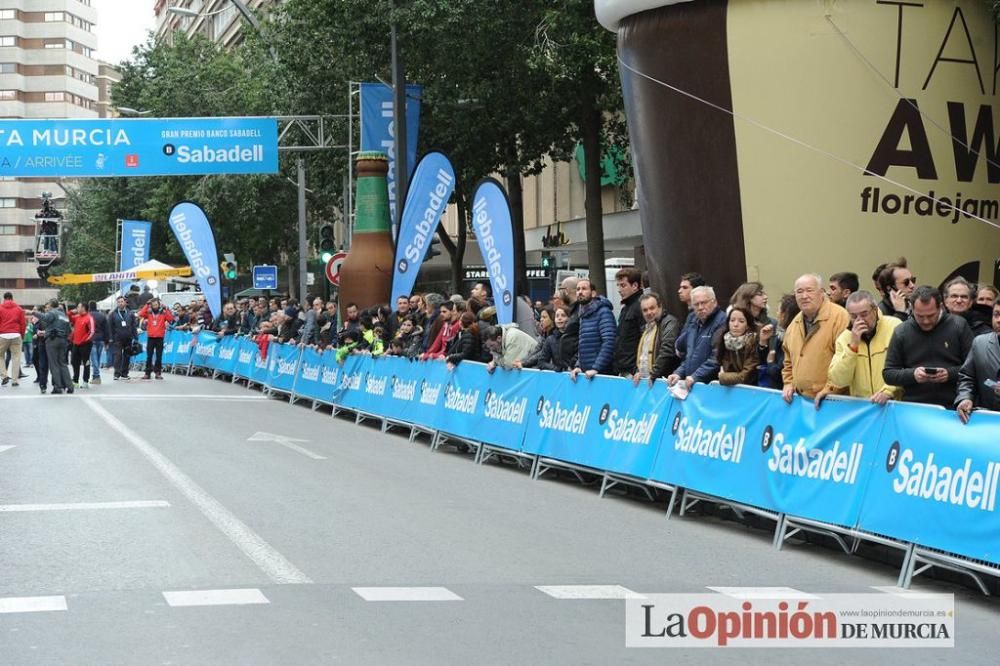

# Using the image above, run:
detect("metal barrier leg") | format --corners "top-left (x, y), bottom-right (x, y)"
top-left (773, 514), bottom-right (788, 550)
top-left (599, 474), bottom-right (612, 498)
top-left (665, 487), bottom-right (679, 520)
top-left (897, 543), bottom-right (916, 588)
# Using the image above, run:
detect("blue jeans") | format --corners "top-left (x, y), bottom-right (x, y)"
top-left (90, 340), bottom-right (105, 379)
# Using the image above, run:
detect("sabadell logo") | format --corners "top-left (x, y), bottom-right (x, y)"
top-left (536, 396), bottom-right (545, 414)
top-left (598, 403), bottom-right (611, 425)
top-left (671, 411), bottom-right (682, 435)
top-left (886, 441), bottom-right (901, 473)
top-left (761, 425), bottom-right (775, 453)
top-left (207, 276), bottom-right (217, 286)
top-left (398, 259), bottom-right (408, 274)
top-left (484, 389), bottom-right (493, 406)
top-left (502, 290), bottom-right (512, 306)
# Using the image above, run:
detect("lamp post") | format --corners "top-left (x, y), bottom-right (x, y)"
top-left (390, 0), bottom-right (407, 232)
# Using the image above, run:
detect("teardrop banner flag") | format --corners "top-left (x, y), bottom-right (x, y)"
top-left (471, 178), bottom-right (515, 324)
top-left (391, 151), bottom-right (456, 304)
top-left (168, 201), bottom-right (223, 319)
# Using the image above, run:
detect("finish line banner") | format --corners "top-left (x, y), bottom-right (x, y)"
top-left (0, 117), bottom-right (278, 177)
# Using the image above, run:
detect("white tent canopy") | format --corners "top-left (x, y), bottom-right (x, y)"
top-left (95, 259), bottom-right (187, 310)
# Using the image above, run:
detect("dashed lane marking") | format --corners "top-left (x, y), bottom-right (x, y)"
top-left (0, 596), bottom-right (67, 614)
top-left (535, 585), bottom-right (645, 600)
top-left (352, 587), bottom-right (464, 601)
top-left (162, 589), bottom-right (270, 607)
top-left (707, 587), bottom-right (819, 599)
top-left (0, 500), bottom-right (170, 513)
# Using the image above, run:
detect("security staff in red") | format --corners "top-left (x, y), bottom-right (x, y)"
top-left (138, 298), bottom-right (174, 380)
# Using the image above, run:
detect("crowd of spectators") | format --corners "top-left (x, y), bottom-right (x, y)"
top-left (2, 261), bottom-right (999, 421)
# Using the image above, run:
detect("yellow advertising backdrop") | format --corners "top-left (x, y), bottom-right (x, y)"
top-left (728, 0), bottom-right (1000, 292)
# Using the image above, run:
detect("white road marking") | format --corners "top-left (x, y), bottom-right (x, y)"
top-left (247, 432), bottom-right (326, 460)
top-left (0, 445), bottom-right (15, 454)
top-left (0, 500), bottom-right (170, 513)
top-left (707, 586), bottom-right (819, 599)
top-left (0, 596), bottom-right (67, 614)
top-left (0, 395), bottom-right (266, 401)
top-left (870, 586), bottom-right (943, 598)
top-left (352, 587), bottom-right (463, 601)
top-left (162, 589), bottom-right (270, 607)
top-left (535, 585), bottom-right (645, 599)
top-left (81, 397), bottom-right (312, 585)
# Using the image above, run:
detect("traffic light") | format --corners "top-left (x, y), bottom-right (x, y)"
top-left (318, 224), bottom-right (335, 263)
top-left (427, 236), bottom-right (442, 260)
top-left (222, 252), bottom-right (237, 281)
top-left (541, 251), bottom-right (552, 270)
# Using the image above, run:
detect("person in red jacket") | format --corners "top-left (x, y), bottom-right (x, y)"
top-left (68, 302), bottom-right (95, 388)
top-left (0, 291), bottom-right (26, 386)
top-left (138, 297), bottom-right (174, 380)
top-left (419, 301), bottom-right (460, 360)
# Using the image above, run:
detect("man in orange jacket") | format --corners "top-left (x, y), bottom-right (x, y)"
top-left (138, 297), bottom-right (174, 380)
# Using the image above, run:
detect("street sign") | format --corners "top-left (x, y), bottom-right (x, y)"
top-left (326, 252), bottom-right (347, 286)
top-left (252, 264), bottom-right (278, 290)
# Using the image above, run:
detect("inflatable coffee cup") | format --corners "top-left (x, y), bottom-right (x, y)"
top-left (599, 0), bottom-right (1000, 306)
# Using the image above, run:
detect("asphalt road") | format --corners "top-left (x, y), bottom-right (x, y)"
top-left (1, 368), bottom-right (996, 665)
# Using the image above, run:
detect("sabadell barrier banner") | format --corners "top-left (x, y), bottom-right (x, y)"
top-left (142, 328), bottom-right (1000, 566)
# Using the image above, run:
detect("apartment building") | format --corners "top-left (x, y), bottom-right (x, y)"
top-left (154, 0), bottom-right (278, 47)
top-left (0, 0), bottom-right (98, 306)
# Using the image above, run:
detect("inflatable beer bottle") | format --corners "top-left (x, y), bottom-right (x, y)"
top-left (338, 151), bottom-right (394, 318)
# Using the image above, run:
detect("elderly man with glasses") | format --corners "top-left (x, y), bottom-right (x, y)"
top-left (826, 291), bottom-right (902, 405)
top-left (943, 276), bottom-right (992, 337)
top-left (781, 274), bottom-right (851, 406)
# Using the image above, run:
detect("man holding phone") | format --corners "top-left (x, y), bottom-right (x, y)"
top-left (956, 301), bottom-right (1000, 423)
top-left (883, 286), bottom-right (974, 408)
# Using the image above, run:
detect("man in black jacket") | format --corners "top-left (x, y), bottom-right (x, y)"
top-left (88, 301), bottom-right (109, 385)
top-left (633, 292), bottom-right (680, 385)
top-left (612, 267), bottom-right (644, 377)
top-left (109, 296), bottom-right (137, 380)
top-left (883, 286), bottom-right (975, 408)
top-left (38, 299), bottom-right (73, 394)
top-left (558, 276), bottom-right (580, 368)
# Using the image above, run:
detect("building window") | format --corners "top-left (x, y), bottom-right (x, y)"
top-left (0, 10), bottom-right (15, 20)
top-left (0, 36), bottom-right (15, 47)
top-left (0, 90), bottom-right (16, 100)
top-left (44, 12), bottom-right (64, 22)
top-left (44, 41), bottom-right (65, 49)
top-left (0, 198), bottom-right (16, 208)
top-left (0, 63), bottom-right (15, 73)
top-left (0, 225), bottom-right (17, 235)
top-left (44, 92), bottom-right (65, 102)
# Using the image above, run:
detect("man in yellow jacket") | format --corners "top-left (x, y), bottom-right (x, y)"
top-left (782, 274), bottom-right (851, 406)
top-left (827, 291), bottom-right (902, 405)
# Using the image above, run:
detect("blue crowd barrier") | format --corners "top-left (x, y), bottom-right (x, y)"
top-left (135, 331), bottom-right (1000, 569)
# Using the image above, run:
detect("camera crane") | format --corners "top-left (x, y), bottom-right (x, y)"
top-left (32, 191), bottom-right (63, 280)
